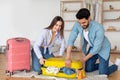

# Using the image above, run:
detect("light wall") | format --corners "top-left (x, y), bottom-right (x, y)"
top-left (0, 0), bottom-right (120, 50)
top-left (0, 0), bottom-right (60, 45)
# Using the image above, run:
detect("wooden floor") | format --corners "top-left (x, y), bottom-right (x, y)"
top-left (0, 52), bottom-right (120, 80)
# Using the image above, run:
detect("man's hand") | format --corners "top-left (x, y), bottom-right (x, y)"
top-left (65, 46), bottom-right (72, 68)
top-left (39, 57), bottom-right (45, 65)
top-left (65, 59), bottom-right (72, 68)
top-left (80, 53), bottom-right (93, 69)
top-left (80, 58), bottom-right (86, 69)
top-left (79, 54), bottom-right (86, 69)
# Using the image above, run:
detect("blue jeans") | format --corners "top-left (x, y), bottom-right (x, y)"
top-left (31, 47), bottom-right (54, 73)
top-left (85, 54), bottom-right (118, 75)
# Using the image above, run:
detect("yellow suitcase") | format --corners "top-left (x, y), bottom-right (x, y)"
top-left (41, 57), bottom-right (86, 79)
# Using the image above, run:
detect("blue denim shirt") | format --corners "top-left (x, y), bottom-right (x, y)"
top-left (68, 20), bottom-right (111, 60)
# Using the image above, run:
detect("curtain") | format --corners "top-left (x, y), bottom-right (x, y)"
top-left (82, 0), bottom-right (102, 23)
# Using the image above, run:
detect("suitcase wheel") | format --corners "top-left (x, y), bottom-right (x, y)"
top-left (26, 70), bottom-right (30, 73)
top-left (6, 70), bottom-right (14, 76)
top-left (5, 70), bottom-right (9, 73)
top-left (9, 72), bottom-right (14, 76)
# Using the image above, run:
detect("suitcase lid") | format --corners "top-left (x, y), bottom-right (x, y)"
top-left (44, 57), bottom-right (82, 69)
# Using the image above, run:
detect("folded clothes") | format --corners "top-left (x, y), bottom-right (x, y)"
top-left (46, 66), bottom-right (60, 74)
top-left (45, 66), bottom-right (76, 75)
top-left (60, 67), bottom-right (76, 75)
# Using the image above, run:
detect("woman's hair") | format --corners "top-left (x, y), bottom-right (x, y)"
top-left (46, 16), bottom-right (64, 38)
top-left (76, 8), bottom-right (90, 20)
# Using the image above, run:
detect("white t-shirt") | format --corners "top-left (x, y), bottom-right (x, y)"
top-left (83, 30), bottom-right (92, 46)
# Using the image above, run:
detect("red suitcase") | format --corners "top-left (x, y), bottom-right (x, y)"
top-left (6, 37), bottom-right (30, 75)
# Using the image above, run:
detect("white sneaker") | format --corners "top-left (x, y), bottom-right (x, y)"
top-left (109, 60), bottom-right (114, 66)
top-left (115, 58), bottom-right (120, 65)
top-left (115, 58), bottom-right (120, 70)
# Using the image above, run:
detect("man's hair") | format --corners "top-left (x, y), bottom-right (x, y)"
top-left (76, 8), bottom-right (90, 20)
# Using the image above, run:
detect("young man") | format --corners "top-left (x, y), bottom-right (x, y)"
top-left (65, 8), bottom-right (118, 75)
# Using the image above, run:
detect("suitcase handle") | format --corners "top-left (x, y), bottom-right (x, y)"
top-left (15, 38), bottom-right (25, 42)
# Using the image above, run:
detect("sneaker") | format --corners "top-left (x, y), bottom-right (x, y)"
top-left (38, 70), bottom-right (42, 75)
top-left (115, 58), bottom-right (120, 65)
top-left (115, 58), bottom-right (120, 70)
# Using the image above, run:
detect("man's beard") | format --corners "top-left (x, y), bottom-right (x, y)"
top-left (83, 24), bottom-right (89, 29)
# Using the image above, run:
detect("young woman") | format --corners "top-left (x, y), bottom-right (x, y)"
top-left (31, 16), bottom-right (66, 75)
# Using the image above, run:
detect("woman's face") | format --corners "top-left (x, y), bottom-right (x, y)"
top-left (52, 21), bottom-right (62, 33)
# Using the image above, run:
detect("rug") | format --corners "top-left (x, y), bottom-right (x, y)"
top-left (6, 69), bottom-right (108, 80)
top-left (7, 61), bottom-right (113, 80)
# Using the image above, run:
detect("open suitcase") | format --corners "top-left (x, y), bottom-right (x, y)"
top-left (41, 57), bottom-right (86, 79)
top-left (6, 37), bottom-right (30, 76)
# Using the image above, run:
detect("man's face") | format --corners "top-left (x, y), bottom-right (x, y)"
top-left (78, 17), bottom-right (90, 29)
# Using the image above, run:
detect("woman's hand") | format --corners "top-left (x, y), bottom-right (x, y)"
top-left (39, 57), bottom-right (45, 65)
top-left (65, 59), bottom-right (72, 68)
